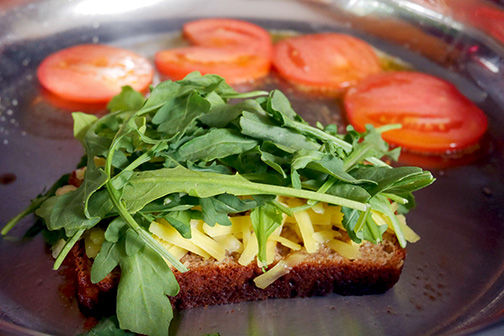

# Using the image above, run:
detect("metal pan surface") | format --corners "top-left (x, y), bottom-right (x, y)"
top-left (1, 0), bottom-right (504, 335)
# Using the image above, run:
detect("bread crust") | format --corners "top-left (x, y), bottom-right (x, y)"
top-left (69, 235), bottom-right (406, 314)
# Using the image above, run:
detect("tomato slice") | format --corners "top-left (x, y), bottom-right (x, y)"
top-left (155, 19), bottom-right (272, 84)
top-left (155, 46), bottom-right (270, 83)
top-left (471, 6), bottom-right (504, 44)
top-left (183, 18), bottom-right (271, 54)
top-left (37, 44), bottom-right (154, 103)
top-left (272, 33), bottom-right (382, 93)
top-left (344, 71), bottom-right (488, 154)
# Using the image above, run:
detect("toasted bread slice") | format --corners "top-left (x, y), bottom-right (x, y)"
top-left (69, 232), bottom-right (405, 314)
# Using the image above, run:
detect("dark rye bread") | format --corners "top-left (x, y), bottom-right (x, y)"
top-left (68, 233), bottom-right (406, 314)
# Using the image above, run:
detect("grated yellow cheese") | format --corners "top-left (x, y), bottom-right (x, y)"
top-left (253, 253), bottom-right (306, 289)
top-left (190, 221), bottom-right (226, 261)
top-left (150, 220), bottom-right (211, 259)
top-left (202, 216), bottom-right (251, 237)
top-left (167, 245), bottom-right (188, 261)
top-left (372, 208), bottom-right (420, 243)
top-left (214, 234), bottom-right (244, 254)
top-left (311, 202), bottom-right (325, 214)
top-left (326, 239), bottom-right (360, 259)
top-left (288, 199), bottom-right (318, 253)
top-left (142, 198), bottom-right (418, 287)
top-left (238, 232), bottom-right (258, 266)
top-left (268, 234), bottom-right (301, 251)
top-left (396, 214), bottom-right (420, 243)
top-left (313, 229), bottom-right (342, 243)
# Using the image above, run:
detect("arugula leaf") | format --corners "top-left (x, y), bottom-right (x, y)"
top-left (73, 112), bottom-right (98, 145)
top-left (91, 217), bottom-right (129, 283)
top-left (200, 194), bottom-right (265, 227)
top-left (177, 128), bottom-right (258, 162)
top-left (153, 91), bottom-right (210, 139)
top-left (370, 195), bottom-right (407, 247)
top-left (350, 166), bottom-right (434, 197)
top-left (35, 191), bottom-right (103, 237)
top-left (240, 111), bottom-right (320, 151)
top-left (107, 86), bottom-right (146, 114)
top-left (251, 203), bottom-right (283, 267)
top-left (117, 244), bottom-right (179, 336)
top-left (79, 316), bottom-right (135, 336)
top-left (122, 166), bottom-right (368, 213)
top-left (340, 207), bottom-right (362, 243)
top-left (164, 210), bottom-right (193, 238)
top-left (199, 99), bottom-right (263, 128)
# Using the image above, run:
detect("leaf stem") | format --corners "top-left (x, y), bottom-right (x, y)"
top-left (104, 112), bottom-right (188, 273)
top-left (106, 183), bottom-right (188, 273)
top-left (53, 228), bottom-right (85, 270)
top-left (293, 121), bottom-right (353, 152)
top-left (2, 205), bottom-right (39, 236)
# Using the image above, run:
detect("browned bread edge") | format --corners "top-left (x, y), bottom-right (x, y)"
top-left (69, 235), bottom-right (406, 314)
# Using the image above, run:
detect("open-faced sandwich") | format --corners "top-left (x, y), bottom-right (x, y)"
top-left (2, 72), bottom-right (435, 336)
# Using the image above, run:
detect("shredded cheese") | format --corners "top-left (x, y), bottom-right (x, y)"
top-left (142, 198), bottom-right (420, 288)
top-left (150, 220), bottom-right (211, 259)
top-left (238, 232), bottom-right (258, 266)
top-left (372, 208), bottom-right (420, 243)
top-left (190, 221), bottom-right (226, 261)
top-left (268, 234), bottom-right (301, 251)
top-left (326, 239), bottom-right (360, 259)
top-left (290, 200), bottom-right (318, 253)
top-left (148, 198), bottom-right (364, 267)
top-left (254, 253), bottom-right (306, 289)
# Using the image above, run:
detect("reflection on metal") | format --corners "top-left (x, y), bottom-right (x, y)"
top-left (387, 0), bottom-right (463, 31)
top-left (73, 0), bottom-right (166, 16)
top-left (476, 56), bottom-right (501, 73)
top-left (342, 0), bottom-right (394, 16)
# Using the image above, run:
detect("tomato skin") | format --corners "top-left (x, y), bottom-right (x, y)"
top-left (37, 44), bottom-right (154, 103)
top-left (272, 33), bottom-right (382, 93)
top-left (155, 19), bottom-right (272, 84)
top-left (344, 71), bottom-right (488, 154)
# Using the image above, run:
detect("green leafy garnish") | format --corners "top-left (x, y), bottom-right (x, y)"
top-left (2, 72), bottom-right (434, 336)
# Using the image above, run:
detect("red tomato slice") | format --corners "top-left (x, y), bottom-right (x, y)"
top-left (471, 6), bottom-right (504, 44)
top-left (272, 33), bottom-right (382, 93)
top-left (344, 71), bottom-right (488, 153)
top-left (37, 44), bottom-right (154, 103)
top-left (155, 46), bottom-right (270, 83)
top-left (183, 18), bottom-right (271, 54)
top-left (155, 19), bottom-right (272, 84)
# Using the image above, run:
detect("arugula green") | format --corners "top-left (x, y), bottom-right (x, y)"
top-left (2, 72), bottom-right (434, 336)
top-left (79, 316), bottom-right (135, 336)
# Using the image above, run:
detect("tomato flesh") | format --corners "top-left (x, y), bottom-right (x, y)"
top-left (183, 18), bottom-right (271, 54)
top-left (37, 44), bottom-right (153, 103)
top-left (155, 19), bottom-right (272, 84)
top-left (344, 71), bottom-right (488, 153)
top-left (155, 46), bottom-right (270, 83)
top-left (273, 33), bottom-right (382, 93)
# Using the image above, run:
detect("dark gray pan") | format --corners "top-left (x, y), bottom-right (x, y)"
top-left (1, 1), bottom-right (503, 335)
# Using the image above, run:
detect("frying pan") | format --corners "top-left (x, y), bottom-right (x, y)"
top-left (1, 0), bottom-right (504, 335)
